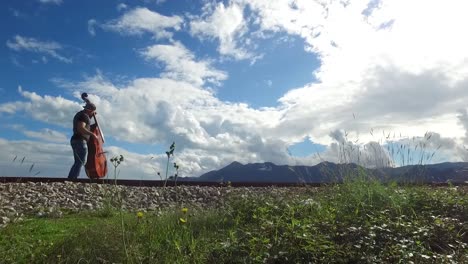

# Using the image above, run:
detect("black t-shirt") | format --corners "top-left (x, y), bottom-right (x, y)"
top-left (71, 110), bottom-right (91, 141)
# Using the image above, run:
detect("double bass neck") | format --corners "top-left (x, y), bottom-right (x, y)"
top-left (92, 114), bottom-right (105, 144)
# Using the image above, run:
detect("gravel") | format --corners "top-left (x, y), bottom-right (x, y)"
top-left (0, 181), bottom-right (309, 228)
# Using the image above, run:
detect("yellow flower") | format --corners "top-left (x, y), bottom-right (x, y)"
top-left (137, 211), bottom-right (144, 218)
top-left (181, 207), bottom-right (188, 214)
top-left (179, 218), bottom-right (187, 224)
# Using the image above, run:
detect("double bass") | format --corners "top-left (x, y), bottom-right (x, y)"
top-left (81, 93), bottom-right (108, 178)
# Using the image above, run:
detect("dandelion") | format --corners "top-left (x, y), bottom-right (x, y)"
top-left (137, 211), bottom-right (144, 218)
top-left (179, 218), bottom-right (187, 224)
top-left (181, 207), bottom-right (188, 214)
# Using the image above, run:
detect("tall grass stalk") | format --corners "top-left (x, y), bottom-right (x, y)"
top-left (163, 142), bottom-right (175, 188)
top-left (11, 154), bottom-right (41, 176)
top-left (109, 154), bottom-right (129, 261)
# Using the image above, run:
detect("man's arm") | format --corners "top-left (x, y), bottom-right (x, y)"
top-left (77, 121), bottom-right (97, 139)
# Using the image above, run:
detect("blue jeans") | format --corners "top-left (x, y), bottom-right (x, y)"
top-left (68, 139), bottom-right (87, 179)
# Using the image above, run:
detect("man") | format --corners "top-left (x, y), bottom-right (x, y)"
top-left (67, 102), bottom-right (98, 179)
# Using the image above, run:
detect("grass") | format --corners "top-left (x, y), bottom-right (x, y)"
top-left (0, 208), bottom-right (230, 264)
top-left (0, 215), bottom-right (102, 263)
top-left (0, 180), bottom-right (466, 263)
top-left (36, 210), bottom-right (227, 264)
top-left (218, 182), bottom-right (467, 263)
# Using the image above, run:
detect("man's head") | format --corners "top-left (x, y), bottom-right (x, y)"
top-left (83, 102), bottom-right (96, 116)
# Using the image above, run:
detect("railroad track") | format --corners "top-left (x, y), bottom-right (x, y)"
top-left (0, 177), bottom-right (465, 187)
top-left (0, 177), bottom-right (323, 187)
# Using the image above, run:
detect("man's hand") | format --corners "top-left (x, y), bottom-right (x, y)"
top-left (77, 121), bottom-right (97, 139)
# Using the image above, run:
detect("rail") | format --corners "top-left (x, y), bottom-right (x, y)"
top-left (0, 177), bottom-right (465, 187)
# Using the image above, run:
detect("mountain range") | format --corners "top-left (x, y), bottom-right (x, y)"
top-left (181, 161), bottom-right (468, 184)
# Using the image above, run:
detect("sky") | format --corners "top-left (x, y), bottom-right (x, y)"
top-left (1, 0), bottom-right (468, 179)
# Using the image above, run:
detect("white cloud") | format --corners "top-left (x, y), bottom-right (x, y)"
top-left (289, 130), bottom-right (465, 169)
top-left (140, 42), bottom-right (227, 86)
top-left (103, 7), bottom-right (183, 40)
top-left (10, 56), bottom-right (23, 67)
top-left (457, 109), bottom-right (468, 145)
top-left (0, 86), bottom-right (81, 127)
top-left (10, 8), bottom-right (26, 18)
top-left (38, 0), bottom-right (63, 5)
top-left (6, 35), bottom-right (72, 63)
top-left (232, 0), bottom-right (468, 146)
top-left (190, 2), bottom-right (254, 60)
top-left (5, 124), bottom-right (68, 143)
top-left (88, 19), bottom-right (97, 36)
top-left (23, 128), bottom-right (68, 143)
top-left (117, 3), bottom-right (128, 11)
top-left (235, 0), bottom-right (327, 51)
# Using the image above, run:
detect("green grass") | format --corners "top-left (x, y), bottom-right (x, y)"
top-left (0, 215), bottom-right (103, 263)
top-left (0, 209), bottom-right (230, 264)
top-left (218, 181), bottom-right (467, 263)
top-left (1, 181), bottom-right (467, 263)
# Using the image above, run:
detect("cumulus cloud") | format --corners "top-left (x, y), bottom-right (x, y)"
top-left (102, 7), bottom-right (183, 40)
top-left (10, 8), bottom-right (27, 18)
top-left (190, 2), bottom-right (254, 60)
top-left (140, 42), bottom-right (228, 86)
top-left (38, 0), bottom-right (63, 5)
top-left (6, 35), bottom-right (72, 63)
top-left (5, 124), bottom-right (68, 143)
top-left (233, 0), bottom-right (468, 147)
top-left (117, 3), bottom-right (128, 11)
top-left (23, 128), bottom-right (68, 143)
top-left (88, 19), bottom-right (97, 36)
top-left (290, 130), bottom-right (462, 169)
top-left (0, 86), bottom-right (81, 127)
top-left (457, 109), bottom-right (468, 145)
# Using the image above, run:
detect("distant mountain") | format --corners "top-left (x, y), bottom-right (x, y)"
top-left (186, 161), bottom-right (468, 183)
top-left (372, 162), bottom-right (468, 183)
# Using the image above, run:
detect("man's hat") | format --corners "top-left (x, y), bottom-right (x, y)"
top-left (83, 102), bottom-right (96, 111)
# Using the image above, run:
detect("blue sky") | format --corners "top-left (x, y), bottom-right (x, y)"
top-left (1, 0), bottom-right (468, 179)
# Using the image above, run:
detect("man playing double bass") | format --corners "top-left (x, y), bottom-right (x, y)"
top-left (67, 101), bottom-right (98, 179)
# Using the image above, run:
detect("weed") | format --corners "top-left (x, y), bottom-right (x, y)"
top-left (163, 142), bottom-right (175, 188)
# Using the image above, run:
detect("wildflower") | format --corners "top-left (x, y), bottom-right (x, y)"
top-left (137, 211), bottom-right (144, 218)
top-left (181, 207), bottom-right (188, 214)
top-left (179, 218), bottom-right (187, 224)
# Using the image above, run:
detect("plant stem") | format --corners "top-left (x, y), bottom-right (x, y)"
top-left (164, 156), bottom-right (170, 188)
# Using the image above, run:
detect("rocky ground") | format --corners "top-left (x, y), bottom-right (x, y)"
top-left (0, 181), bottom-right (311, 227)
